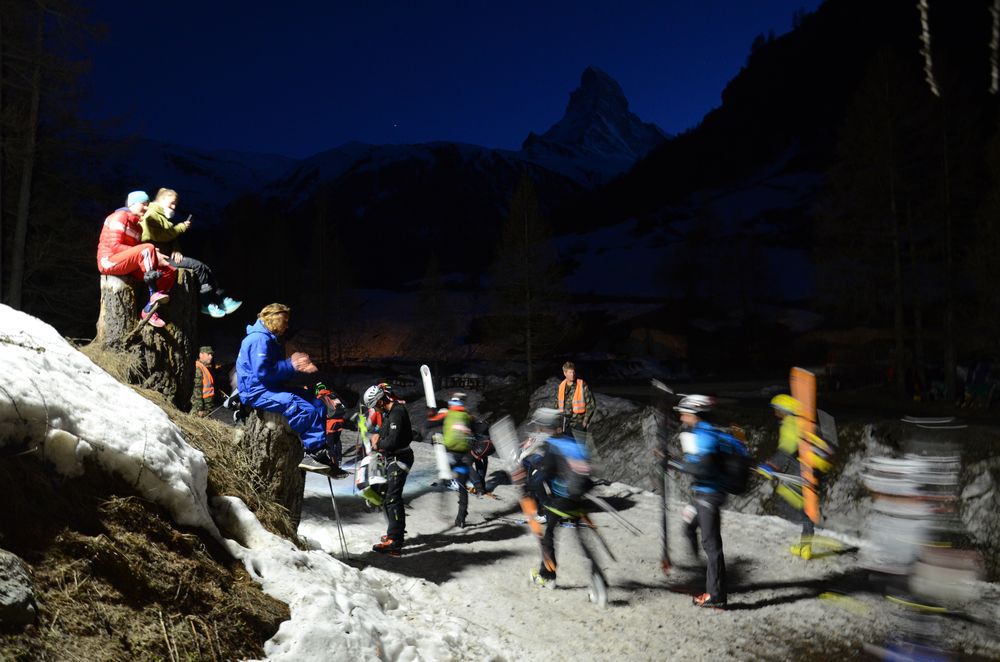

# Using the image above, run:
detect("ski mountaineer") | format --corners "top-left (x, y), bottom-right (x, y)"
top-left (528, 407), bottom-right (594, 589)
top-left (313, 383), bottom-right (352, 478)
top-left (675, 395), bottom-right (728, 609)
top-left (760, 394), bottom-right (834, 558)
top-left (363, 383), bottom-right (414, 555)
top-left (555, 361), bottom-right (596, 436)
top-left (438, 393), bottom-right (488, 528)
top-left (96, 190), bottom-right (177, 329)
top-left (235, 304), bottom-right (334, 471)
top-left (191, 345), bottom-right (216, 417)
top-left (140, 188), bottom-right (242, 318)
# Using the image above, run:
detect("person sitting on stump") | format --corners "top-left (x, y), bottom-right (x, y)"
top-left (96, 190), bottom-right (177, 329)
top-left (235, 303), bottom-right (335, 470)
top-left (141, 188), bottom-right (241, 318)
top-left (192, 345), bottom-right (217, 417)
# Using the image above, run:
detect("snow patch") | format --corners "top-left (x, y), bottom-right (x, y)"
top-left (0, 305), bottom-right (215, 531)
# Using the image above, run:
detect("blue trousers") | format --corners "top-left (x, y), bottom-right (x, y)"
top-left (247, 390), bottom-right (326, 452)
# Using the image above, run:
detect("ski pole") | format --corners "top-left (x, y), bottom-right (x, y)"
top-left (326, 476), bottom-right (350, 559)
top-left (585, 494), bottom-right (643, 536)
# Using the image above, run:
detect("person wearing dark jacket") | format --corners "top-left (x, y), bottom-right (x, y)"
top-left (363, 383), bottom-right (414, 555)
top-left (527, 407), bottom-right (594, 589)
top-left (675, 395), bottom-right (728, 609)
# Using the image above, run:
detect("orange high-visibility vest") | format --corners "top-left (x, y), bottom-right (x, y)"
top-left (558, 379), bottom-right (587, 415)
top-left (196, 361), bottom-right (215, 399)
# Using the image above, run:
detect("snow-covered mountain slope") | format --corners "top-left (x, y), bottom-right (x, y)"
top-left (553, 157), bottom-right (822, 304)
top-left (82, 138), bottom-right (294, 224)
top-left (520, 66), bottom-right (669, 182)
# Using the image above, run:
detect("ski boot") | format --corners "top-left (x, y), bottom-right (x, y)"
top-left (372, 537), bottom-right (402, 556)
top-left (530, 568), bottom-right (555, 589)
top-left (790, 535), bottom-right (814, 560)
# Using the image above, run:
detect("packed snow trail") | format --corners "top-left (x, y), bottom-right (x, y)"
top-left (300, 441), bottom-right (1000, 661)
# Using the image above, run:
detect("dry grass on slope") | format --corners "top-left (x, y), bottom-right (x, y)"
top-left (0, 453), bottom-right (288, 661)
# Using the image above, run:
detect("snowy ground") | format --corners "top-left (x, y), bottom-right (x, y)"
top-left (299, 441), bottom-right (1000, 661)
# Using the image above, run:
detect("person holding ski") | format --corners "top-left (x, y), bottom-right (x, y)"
top-left (438, 392), bottom-right (488, 528)
top-left (192, 345), bottom-right (216, 417)
top-left (675, 394), bottom-right (728, 608)
top-left (141, 188), bottom-right (241, 318)
top-left (555, 361), bottom-right (596, 436)
top-left (363, 383), bottom-right (414, 555)
top-left (527, 407), bottom-right (594, 589)
top-left (96, 190), bottom-right (177, 328)
top-left (760, 393), bottom-right (834, 558)
top-left (314, 383), bottom-right (352, 478)
top-left (235, 304), bottom-right (335, 470)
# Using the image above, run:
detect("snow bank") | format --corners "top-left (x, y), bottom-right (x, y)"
top-left (213, 496), bottom-right (508, 662)
top-left (0, 305), bottom-right (215, 531)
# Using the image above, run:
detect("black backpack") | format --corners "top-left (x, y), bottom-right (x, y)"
top-left (713, 427), bottom-right (752, 495)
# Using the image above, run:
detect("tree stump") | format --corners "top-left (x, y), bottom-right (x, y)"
top-left (235, 409), bottom-right (305, 531)
top-left (92, 272), bottom-right (198, 410)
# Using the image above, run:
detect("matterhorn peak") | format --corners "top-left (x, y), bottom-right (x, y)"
top-left (566, 66), bottom-right (631, 117)
top-left (520, 66), bottom-right (667, 180)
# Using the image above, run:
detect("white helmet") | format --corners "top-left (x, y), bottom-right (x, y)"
top-left (363, 384), bottom-right (385, 409)
top-left (673, 394), bottom-right (714, 415)
top-left (530, 407), bottom-right (562, 428)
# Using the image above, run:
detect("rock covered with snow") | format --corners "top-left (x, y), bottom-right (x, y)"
top-left (0, 305), bottom-right (215, 531)
top-left (0, 550), bottom-right (36, 627)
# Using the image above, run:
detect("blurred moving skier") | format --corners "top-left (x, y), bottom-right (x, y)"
top-left (363, 383), bottom-right (414, 555)
top-left (526, 408), bottom-right (595, 588)
top-left (437, 392), bottom-right (488, 528)
top-left (760, 394), bottom-right (835, 558)
top-left (675, 395), bottom-right (728, 608)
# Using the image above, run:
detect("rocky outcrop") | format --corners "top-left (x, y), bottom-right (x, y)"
top-left (0, 550), bottom-right (36, 628)
top-left (961, 458), bottom-right (1000, 580)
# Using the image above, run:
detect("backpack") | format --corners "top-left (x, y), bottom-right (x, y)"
top-left (713, 426), bottom-right (752, 495)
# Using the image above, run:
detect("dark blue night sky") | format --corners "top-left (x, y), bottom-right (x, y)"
top-left (82, 0), bottom-right (822, 158)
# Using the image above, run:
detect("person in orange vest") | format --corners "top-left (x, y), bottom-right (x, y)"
top-left (192, 346), bottom-right (216, 417)
top-left (555, 361), bottom-right (596, 434)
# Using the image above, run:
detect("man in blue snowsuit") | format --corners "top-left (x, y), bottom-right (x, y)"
top-left (236, 303), bottom-right (330, 468)
top-left (676, 395), bottom-right (728, 609)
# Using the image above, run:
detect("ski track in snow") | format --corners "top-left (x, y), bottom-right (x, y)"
top-left (300, 441), bottom-right (1000, 661)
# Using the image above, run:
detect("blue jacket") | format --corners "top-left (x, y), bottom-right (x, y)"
top-left (683, 420), bottom-right (722, 494)
top-left (541, 433), bottom-right (592, 500)
top-left (236, 319), bottom-right (296, 404)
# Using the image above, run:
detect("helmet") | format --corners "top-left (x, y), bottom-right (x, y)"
top-left (363, 384), bottom-right (385, 409)
top-left (448, 392), bottom-right (467, 407)
top-left (377, 382), bottom-right (397, 400)
top-left (314, 382), bottom-right (330, 397)
top-left (530, 407), bottom-right (562, 428)
top-left (673, 394), bottom-right (714, 415)
top-left (770, 394), bottom-right (801, 415)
